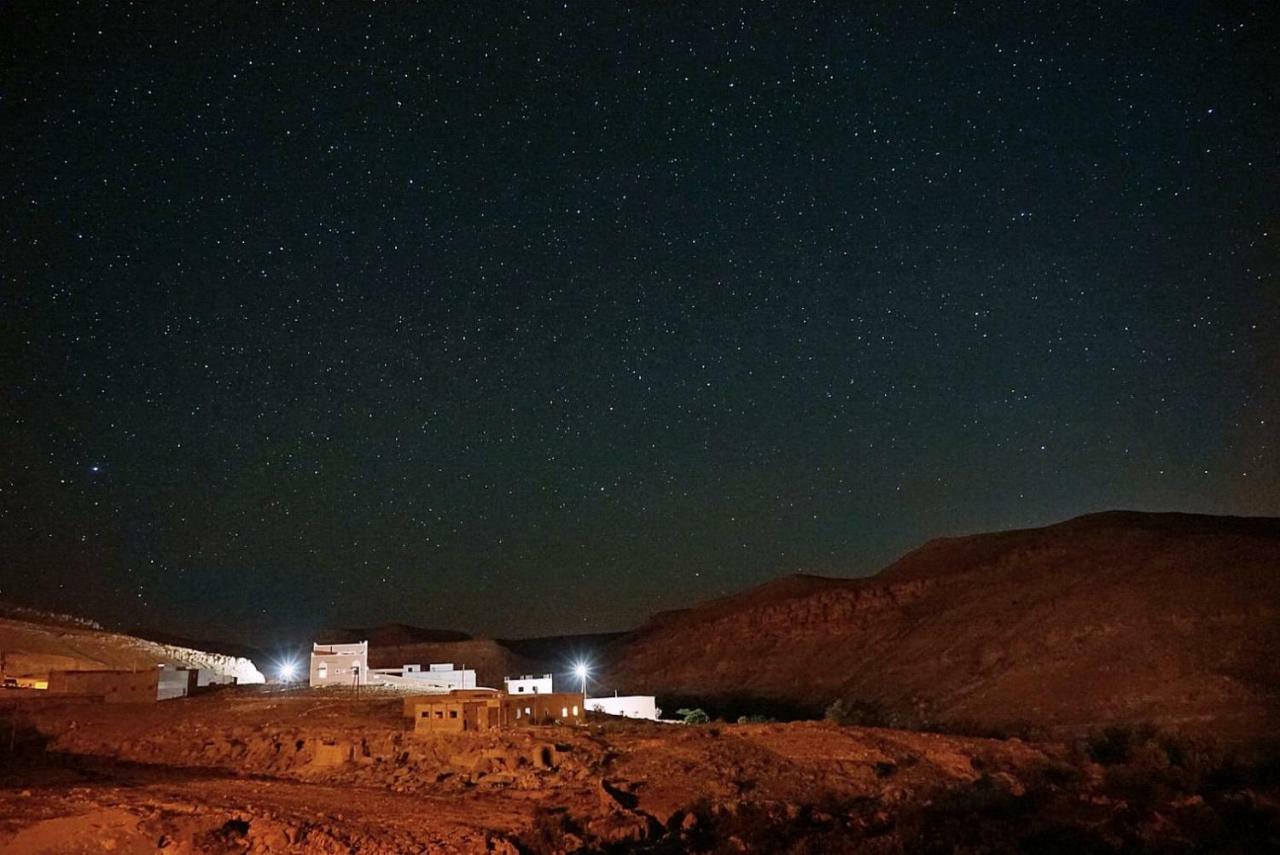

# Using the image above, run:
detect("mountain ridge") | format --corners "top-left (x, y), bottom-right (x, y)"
top-left (607, 510), bottom-right (1280, 740)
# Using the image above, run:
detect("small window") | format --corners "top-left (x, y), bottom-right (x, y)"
top-left (450, 710), bottom-right (458, 719)
top-left (515, 708), bottom-right (521, 718)
top-left (525, 707), bottom-right (531, 716)
top-left (572, 705), bottom-right (578, 716)
top-left (562, 707), bottom-right (568, 718)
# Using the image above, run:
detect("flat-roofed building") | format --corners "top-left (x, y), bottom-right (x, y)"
top-left (503, 673), bottom-right (553, 695)
top-left (503, 691), bottom-right (585, 726)
top-left (47, 668), bottom-right (159, 703)
top-left (403, 689), bottom-right (586, 733)
top-left (309, 640), bottom-right (369, 686)
top-left (405, 689), bottom-right (504, 733)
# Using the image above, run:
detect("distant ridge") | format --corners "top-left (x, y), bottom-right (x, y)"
top-left (607, 510), bottom-right (1280, 741)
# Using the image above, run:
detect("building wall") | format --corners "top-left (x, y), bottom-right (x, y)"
top-left (503, 692), bottom-right (585, 726)
top-left (423, 664), bottom-right (476, 689)
top-left (195, 668), bottom-right (238, 687)
top-left (371, 664), bottom-right (475, 690)
top-left (310, 641), bottom-right (369, 686)
top-left (407, 690), bottom-right (503, 733)
top-left (504, 674), bottom-right (553, 695)
top-left (404, 690), bottom-right (586, 731)
top-left (157, 668), bottom-right (197, 701)
top-left (586, 695), bottom-right (660, 721)
top-left (47, 669), bottom-right (159, 703)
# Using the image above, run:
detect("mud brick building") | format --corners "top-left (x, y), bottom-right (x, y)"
top-left (405, 689), bottom-right (586, 733)
top-left (47, 668), bottom-right (159, 703)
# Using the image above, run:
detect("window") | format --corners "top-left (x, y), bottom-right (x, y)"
top-left (562, 707), bottom-right (568, 718)
top-left (449, 710), bottom-right (458, 719)
top-left (572, 705), bottom-right (578, 716)
top-left (317, 663), bottom-right (328, 680)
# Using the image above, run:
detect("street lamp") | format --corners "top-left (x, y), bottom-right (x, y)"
top-left (573, 662), bottom-right (589, 698)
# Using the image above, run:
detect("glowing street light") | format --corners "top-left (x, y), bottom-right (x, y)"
top-left (278, 660), bottom-right (299, 682)
top-left (573, 662), bottom-right (590, 697)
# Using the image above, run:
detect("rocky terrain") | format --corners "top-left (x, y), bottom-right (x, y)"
top-left (606, 511), bottom-right (1280, 740)
top-left (4, 686), bottom-right (1276, 852)
top-left (0, 615), bottom-right (264, 686)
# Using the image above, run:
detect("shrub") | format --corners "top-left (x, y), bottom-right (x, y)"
top-left (736, 714), bottom-right (776, 725)
top-left (676, 707), bottom-right (710, 725)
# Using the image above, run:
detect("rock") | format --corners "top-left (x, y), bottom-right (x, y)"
top-left (991, 772), bottom-right (1026, 797)
top-left (586, 813), bottom-right (650, 844)
top-left (486, 835), bottom-right (520, 854)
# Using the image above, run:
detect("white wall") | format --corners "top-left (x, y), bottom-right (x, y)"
top-left (310, 641), bottom-right (369, 686)
top-left (504, 674), bottom-right (553, 695)
top-left (585, 695), bottom-right (660, 721)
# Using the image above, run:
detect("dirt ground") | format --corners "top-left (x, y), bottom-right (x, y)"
top-left (1, 686), bottom-right (1276, 853)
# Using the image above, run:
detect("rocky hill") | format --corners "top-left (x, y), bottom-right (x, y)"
top-left (0, 615), bottom-right (264, 685)
top-left (606, 511), bottom-right (1280, 740)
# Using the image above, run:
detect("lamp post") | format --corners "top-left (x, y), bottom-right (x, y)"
top-left (573, 662), bottom-right (589, 698)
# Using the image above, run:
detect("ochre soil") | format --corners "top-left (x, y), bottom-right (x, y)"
top-left (2, 685), bottom-right (1277, 853)
top-left (0, 685), bottom-right (1062, 853)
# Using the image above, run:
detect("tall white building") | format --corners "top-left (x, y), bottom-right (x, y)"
top-left (309, 641), bottom-right (368, 687)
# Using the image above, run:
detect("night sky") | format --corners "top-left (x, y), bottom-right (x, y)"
top-left (2, 3), bottom-right (1276, 643)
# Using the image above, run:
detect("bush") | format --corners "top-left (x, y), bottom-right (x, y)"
top-left (736, 714), bottom-right (776, 725)
top-left (676, 707), bottom-right (710, 725)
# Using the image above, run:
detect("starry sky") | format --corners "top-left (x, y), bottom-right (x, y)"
top-left (2, 2), bottom-right (1276, 643)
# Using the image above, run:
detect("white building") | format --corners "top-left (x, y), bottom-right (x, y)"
top-left (504, 673), bottom-right (553, 695)
top-left (423, 663), bottom-right (476, 689)
top-left (586, 695), bottom-right (661, 721)
top-left (310, 641), bottom-right (369, 687)
top-left (369, 662), bottom-right (476, 690)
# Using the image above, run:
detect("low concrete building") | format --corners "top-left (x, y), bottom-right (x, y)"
top-left (503, 691), bottom-right (585, 727)
top-left (504, 673), bottom-right (553, 695)
top-left (157, 667), bottom-right (239, 700)
top-left (371, 662), bottom-right (476, 690)
top-left (157, 667), bottom-right (196, 700)
top-left (406, 689), bottom-right (504, 733)
top-left (586, 695), bottom-right (661, 721)
top-left (47, 669), bottom-right (159, 703)
top-left (404, 689), bottom-right (586, 733)
top-left (310, 641), bottom-right (369, 687)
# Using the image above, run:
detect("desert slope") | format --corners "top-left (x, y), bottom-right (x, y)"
top-left (0, 615), bottom-right (265, 685)
top-left (607, 511), bottom-right (1280, 740)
